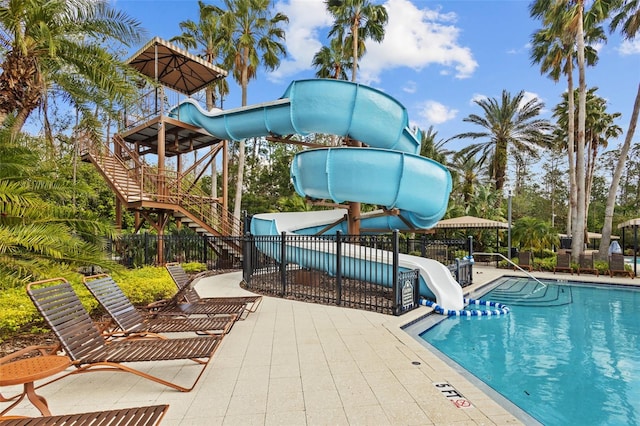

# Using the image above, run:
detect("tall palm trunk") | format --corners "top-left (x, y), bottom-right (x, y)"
top-left (572, 1), bottom-right (587, 261)
top-left (206, 87), bottom-right (218, 201)
top-left (584, 138), bottom-right (598, 229)
top-left (233, 48), bottom-right (249, 221)
top-left (598, 83), bottom-right (640, 260)
top-left (347, 13), bottom-right (362, 233)
top-left (566, 63), bottom-right (577, 243)
top-left (351, 17), bottom-right (359, 82)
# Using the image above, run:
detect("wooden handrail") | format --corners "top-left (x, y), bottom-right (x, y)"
top-left (78, 132), bottom-right (242, 236)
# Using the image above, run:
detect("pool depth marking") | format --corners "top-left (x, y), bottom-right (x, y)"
top-left (433, 382), bottom-right (473, 408)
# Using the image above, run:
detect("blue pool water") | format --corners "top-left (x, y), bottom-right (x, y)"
top-left (420, 277), bottom-right (640, 425)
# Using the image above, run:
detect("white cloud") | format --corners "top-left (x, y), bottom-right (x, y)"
top-left (618, 38), bottom-right (640, 55)
top-left (470, 93), bottom-right (487, 105)
top-left (268, 0), bottom-right (332, 82)
top-left (358, 0), bottom-right (478, 84)
top-left (418, 100), bottom-right (457, 125)
top-left (521, 91), bottom-right (540, 106)
top-left (470, 91), bottom-right (542, 106)
top-left (508, 43), bottom-right (530, 55)
top-left (403, 80), bottom-right (417, 93)
top-left (269, 0), bottom-right (477, 84)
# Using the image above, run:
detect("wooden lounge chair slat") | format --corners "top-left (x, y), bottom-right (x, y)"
top-left (554, 252), bottom-right (572, 274)
top-left (515, 251), bottom-right (534, 272)
top-left (608, 253), bottom-right (634, 278)
top-left (83, 274), bottom-right (235, 335)
top-left (27, 278), bottom-right (224, 392)
top-left (577, 253), bottom-right (599, 276)
top-left (164, 263), bottom-right (262, 316)
top-left (0, 404), bottom-right (168, 425)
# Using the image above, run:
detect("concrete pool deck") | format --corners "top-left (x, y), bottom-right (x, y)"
top-left (2, 266), bottom-right (637, 425)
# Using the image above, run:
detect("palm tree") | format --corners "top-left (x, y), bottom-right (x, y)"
top-left (218, 0), bottom-right (288, 221)
top-left (449, 154), bottom-right (486, 208)
top-left (0, 129), bottom-right (117, 289)
top-left (323, 0), bottom-right (387, 234)
top-left (466, 184), bottom-right (503, 220)
top-left (325, 0), bottom-right (388, 82)
top-left (512, 217), bottom-right (559, 253)
top-left (463, 184), bottom-right (505, 251)
top-left (418, 126), bottom-right (453, 165)
top-left (599, 0), bottom-right (640, 260)
top-left (530, 0), bottom-right (609, 259)
top-left (0, 0), bottom-right (145, 134)
top-left (312, 35), bottom-right (352, 80)
top-left (554, 87), bottom-right (623, 220)
top-left (452, 90), bottom-right (553, 193)
top-left (171, 1), bottom-right (230, 201)
top-left (530, 5), bottom-right (580, 243)
top-left (172, 1), bottom-right (229, 110)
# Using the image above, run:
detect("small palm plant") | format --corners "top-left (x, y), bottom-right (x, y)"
top-left (0, 129), bottom-right (117, 289)
top-left (512, 217), bottom-right (560, 258)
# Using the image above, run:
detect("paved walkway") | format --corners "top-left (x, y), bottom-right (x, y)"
top-left (2, 266), bottom-right (636, 425)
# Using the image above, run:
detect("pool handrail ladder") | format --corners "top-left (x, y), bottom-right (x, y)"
top-left (474, 252), bottom-right (546, 287)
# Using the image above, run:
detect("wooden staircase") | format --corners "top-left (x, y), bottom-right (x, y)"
top-left (80, 134), bottom-right (243, 265)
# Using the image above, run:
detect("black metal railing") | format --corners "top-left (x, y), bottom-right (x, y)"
top-left (107, 234), bottom-right (243, 269)
top-left (242, 231), bottom-right (419, 315)
top-left (108, 232), bottom-right (473, 314)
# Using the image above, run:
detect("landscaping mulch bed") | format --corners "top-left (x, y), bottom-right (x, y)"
top-left (0, 331), bottom-right (58, 358)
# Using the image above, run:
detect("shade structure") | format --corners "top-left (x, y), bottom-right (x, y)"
top-left (618, 218), bottom-right (640, 277)
top-left (559, 232), bottom-right (619, 240)
top-left (126, 37), bottom-right (227, 95)
top-left (433, 215), bottom-right (508, 229)
top-left (618, 218), bottom-right (640, 229)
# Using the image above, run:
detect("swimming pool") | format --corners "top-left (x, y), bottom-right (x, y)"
top-left (417, 277), bottom-right (640, 425)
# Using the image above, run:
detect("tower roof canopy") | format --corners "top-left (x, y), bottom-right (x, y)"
top-left (127, 37), bottom-right (227, 95)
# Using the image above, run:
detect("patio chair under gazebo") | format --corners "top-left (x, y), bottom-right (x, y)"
top-left (432, 215), bottom-right (508, 265)
top-left (618, 218), bottom-right (640, 276)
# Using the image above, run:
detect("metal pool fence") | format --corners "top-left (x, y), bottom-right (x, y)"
top-left (107, 232), bottom-right (473, 316)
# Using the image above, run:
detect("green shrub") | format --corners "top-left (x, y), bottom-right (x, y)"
top-left (112, 267), bottom-right (175, 305)
top-left (0, 267), bottom-right (174, 342)
top-left (452, 250), bottom-right (468, 259)
top-left (0, 273), bottom-right (97, 341)
top-left (534, 249), bottom-right (555, 259)
top-left (594, 260), bottom-right (609, 275)
top-left (181, 262), bottom-right (207, 274)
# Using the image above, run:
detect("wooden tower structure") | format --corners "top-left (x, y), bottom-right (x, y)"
top-left (80, 37), bottom-right (241, 264)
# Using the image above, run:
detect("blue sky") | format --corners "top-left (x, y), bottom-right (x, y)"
top-left (113, 0), bottom-right (639, 153)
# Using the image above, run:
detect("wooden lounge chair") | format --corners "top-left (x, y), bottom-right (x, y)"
top-left (608, 253), bottom-right (634, 278)
top-left (577, 253), bottom-right (599, 277)
top-left (27, 278), bottom-right (224, 392)
top-left (553, 252), bottom-right (572, 274)
top-left (515, 251), bottom-right (534, 272)
top-left (0, 404), bottom-right (168, 425)
top-left (83, 274), bottom-right (236, 335)
top-left (163, 263), bottom-right (262, 316)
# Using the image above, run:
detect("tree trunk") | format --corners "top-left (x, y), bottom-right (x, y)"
top-left (566, 64), bottom-right (577, 250)
top-left (206, 87), bottom-right (218, 201)
top-left (584, 140), bottom-right (597, 229)
top-left (572, 3), bottom-right (587, 262)
top-left (10, 107), bottom-right (31, 140)
top-left (598, 83), bottom-right (640, 260)
top-left (233, 50), bottom-right (249, 222)
top-left (351, 17), bottom-right (359, 82)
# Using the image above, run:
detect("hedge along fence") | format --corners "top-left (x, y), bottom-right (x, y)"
top-left (0, 266), bottom-right (176, 342)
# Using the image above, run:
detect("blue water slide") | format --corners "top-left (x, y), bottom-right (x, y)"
top-left (173, 79), bottom-right (463, 311)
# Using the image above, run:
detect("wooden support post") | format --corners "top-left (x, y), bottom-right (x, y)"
top-left (346, 138), bottom-right (361, 235)
top-left (115, 200), bottom-right (122, 230)
top-left (157, 120), bottom-right (166, 199)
